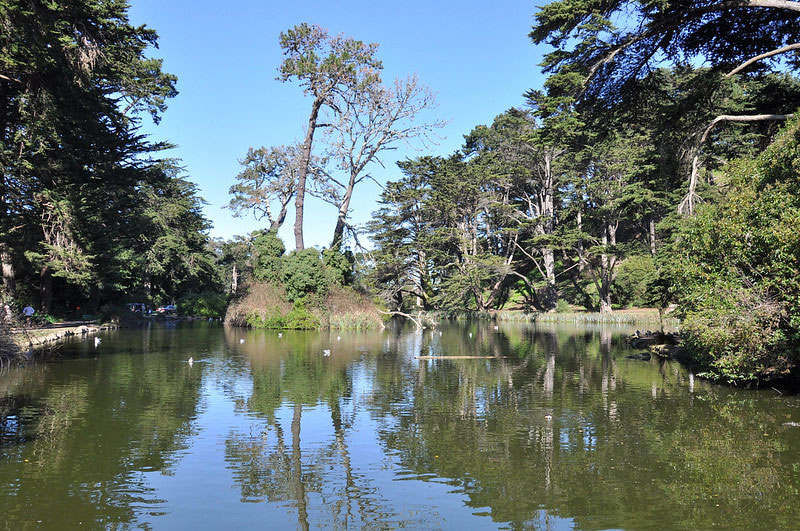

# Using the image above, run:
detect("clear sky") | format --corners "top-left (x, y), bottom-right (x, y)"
top-left (127, 0), bottom-right (547, 248)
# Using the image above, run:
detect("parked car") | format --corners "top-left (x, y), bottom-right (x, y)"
top-left (156, 304), bottom-right (177, 315)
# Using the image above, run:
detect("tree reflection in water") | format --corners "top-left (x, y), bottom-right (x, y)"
top-left (2, 322), bottom-right (796, 528)
top-left (223, 328), bottom-right (405, 528)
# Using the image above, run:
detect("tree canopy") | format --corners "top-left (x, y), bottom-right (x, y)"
top-left (0, 0), bottom-right (218, 314)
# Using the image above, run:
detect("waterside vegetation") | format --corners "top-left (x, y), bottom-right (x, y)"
top-left (3, 1), bottom-right (800, 387)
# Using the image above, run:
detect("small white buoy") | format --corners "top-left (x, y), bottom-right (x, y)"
top-left (337, 336), bottom-right (341, 341)
top-left (240, 338), bottom-right (245, 344)
top-left (188, 357), bottom-right (194, 366)
top-left (94, 337), bottom-right (101, 348)
top-left (278, 332), bottom-right (282, 338)
top-left (323, 349), bottom-right (331, 357)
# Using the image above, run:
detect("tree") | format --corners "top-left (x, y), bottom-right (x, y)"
top-left (326, 74), bottom-right (444, 248)
top-left (0, 0), bottom-right (181, 312)
top-left (277, 23), bottom-right (382, 250)
top-left (228, 146), bottom-right (300, 232)
top-left (368, 157), bottom-right (438, 310)
top-left (531, 0), bottom-right (800, 213)
top-left (465, 107), bottom-right (577, 311)
top-left (138, 165), bottom-right (217, 304)
top-left (573, 128), bottom-right (654, 312)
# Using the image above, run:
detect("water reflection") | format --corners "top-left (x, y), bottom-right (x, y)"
top-left (0, 325), bottom-right (206, 527)
top-left (0, 321), bottom-right (798, 529)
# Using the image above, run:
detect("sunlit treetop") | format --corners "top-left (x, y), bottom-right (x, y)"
top-left (531, 0), bottom-right (800, 102)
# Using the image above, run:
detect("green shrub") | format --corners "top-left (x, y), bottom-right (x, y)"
top-left (681, 284), bottom-right (787, 383)
top-left (612, 254), bottom-right (657, 308)
top-left (282, 248), bottom-right (328, 302)
top-left (665, 115), bottom-right (800, 383)
top-left (284, 301), bottom-right (320, 330)
top-left (322, 247), bottom-right (354, 286)
top-left (555, 299), bottom-right (572, 313)
top-left (252, 230), bottom-right (285, 282)
top-left (246, 306), bottom-right (286, 329)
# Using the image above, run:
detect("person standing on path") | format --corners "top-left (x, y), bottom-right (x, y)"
top-left (22, 305), bottom-right (34, 326)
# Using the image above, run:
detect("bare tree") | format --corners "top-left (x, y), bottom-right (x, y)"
top-left (326, 74), bottom-right (445, 248)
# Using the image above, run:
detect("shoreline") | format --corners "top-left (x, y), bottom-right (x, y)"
top-left (1, 321), bottom-right (113, 361)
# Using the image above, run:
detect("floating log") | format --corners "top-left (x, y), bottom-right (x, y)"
top-left (415, 356), bottom-right (510, 360)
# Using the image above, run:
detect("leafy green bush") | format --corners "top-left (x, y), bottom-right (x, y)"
top-left (666, 115), bottom-right (800, 383)
top-left (322, 247), bottom-right (354, 286)
top-left (252, 230), bottom-right (285, 282)
top-left (612, 254), bottom-right (657, 308)
top-left (246, 306), bottom-right (286, 329)
top-left (681, 284), bottom-right (787, 383)
top-left (282, 248), bottom-right (328, 302)
top-left (284, 301), bottom-right (321, 330)
top-left (555, 299), bottom-right (572, 313)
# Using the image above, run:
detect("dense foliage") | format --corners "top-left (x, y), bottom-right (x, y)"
top-left (362, 0), bottom-right (800, 383)
top-left (666, 117), bottom-right (800, 383)
top-left (0, 0), bottom-right (221, 316)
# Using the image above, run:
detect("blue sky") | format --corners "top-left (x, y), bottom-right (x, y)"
top-left (127, 0), bottom-right (547, 248)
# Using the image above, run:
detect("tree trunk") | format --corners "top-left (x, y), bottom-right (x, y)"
top-left (577, 210), bottom-right (585, 273)
top-left (416, 248), bottom-right (429, 309)
top-left (331, 170), bottom-right (357, 248)
top-left (270, 197), bottom-right (291, 233)
top-left (231, 263), bottom-right (238, 295)
top-left (0, 244), bottom-right (15, 299)
top-left (599, 227), bottom-right (612, 314)
top-left (681, 113), bottom-right (792, 214)
top-left (649, 217), bottom-right (657, 256)
top-left (40, 266), bottom-right (52, 314)
top-left (295, 96), bottom-right (325, 251)
top-left (542, 248), bottom-right (557, 311)
top-left (539, 154), bottom-right (558, 310)
top-left (599, 221), bottom-right (617, 314)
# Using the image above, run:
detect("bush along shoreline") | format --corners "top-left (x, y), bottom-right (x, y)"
top-left (226, 283), bottom-right (385, 331)
top-left (223, 233), bottom-right (385, 331)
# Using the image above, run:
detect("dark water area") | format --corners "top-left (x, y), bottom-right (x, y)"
top-left (1, 321), bottom-right (799, 529)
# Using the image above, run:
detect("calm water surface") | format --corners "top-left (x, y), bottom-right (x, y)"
top-left (1, 321), bottom-right (799, 529)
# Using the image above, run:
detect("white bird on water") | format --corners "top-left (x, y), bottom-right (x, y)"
top-left (94, 336), bottom-right (101, 348)
top-left (240, 338), bottom-right (245, 344)
top-left (469, 332), bottom-right (473, 338)
top-left (188, 357), bottom-right (194, 366)
top-left (278, 332), bottom-right (283, 338)
top-left (323, 349), bottom-right (331, 357)
top-left (336, 336), bottom-right (341, 341)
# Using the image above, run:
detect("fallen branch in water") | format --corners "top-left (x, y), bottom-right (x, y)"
top-left (379, 310), bottom-right (424, 329)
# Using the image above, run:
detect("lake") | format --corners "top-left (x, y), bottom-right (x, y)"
top-left (1, 321), bottom-right (799, 529)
